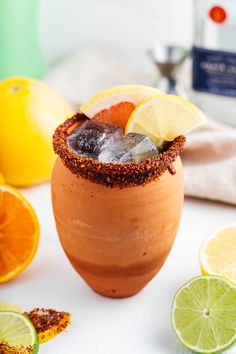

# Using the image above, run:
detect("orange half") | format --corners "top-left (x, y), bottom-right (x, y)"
top-left (0, 185), bottom-right (39, 283)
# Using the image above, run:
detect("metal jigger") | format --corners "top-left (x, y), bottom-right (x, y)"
top-left (149, 44), bottom-right (189, 96)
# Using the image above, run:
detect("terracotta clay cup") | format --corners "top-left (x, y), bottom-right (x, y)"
top-left (51, 114), bottom-right (185, 298)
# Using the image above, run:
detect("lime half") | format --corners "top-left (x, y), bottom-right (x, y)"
top-left (172, 276), bottom-right (236, 353)
top-left (0, 311), bottom-right (38, 353)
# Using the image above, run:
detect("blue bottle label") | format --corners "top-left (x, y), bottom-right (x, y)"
top-left (192, 46), bottom-right (236, 97)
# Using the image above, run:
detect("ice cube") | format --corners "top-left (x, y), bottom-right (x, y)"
top-left (98, 133), bottom-right (159, 163)
top-left (67, 120), bottom-right (123, 158)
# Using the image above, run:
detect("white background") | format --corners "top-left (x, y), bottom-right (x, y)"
top-left (39, 0), bottom-right (193, 68)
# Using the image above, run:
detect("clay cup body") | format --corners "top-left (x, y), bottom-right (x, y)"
top-left (51, 115), bottom-right (185, 298)
top-left (52, 157), bottom-right (183, 298)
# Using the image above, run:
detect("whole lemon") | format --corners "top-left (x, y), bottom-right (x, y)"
top-left (0, 77), bottom-right (73, 186)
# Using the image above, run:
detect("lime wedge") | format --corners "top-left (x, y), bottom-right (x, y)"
top-left (172, 276), bottom-right (236, 353)
top-left (0, 311), bottom-right (39, 353)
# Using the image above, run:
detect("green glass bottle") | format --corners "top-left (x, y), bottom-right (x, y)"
top-left (0, 0), bottom-right (45, 79)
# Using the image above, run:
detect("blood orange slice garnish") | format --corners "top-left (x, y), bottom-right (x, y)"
top-left (80, 85), bottom-right (162, 128)
top-left (92, 102), bottom-right (135, 128)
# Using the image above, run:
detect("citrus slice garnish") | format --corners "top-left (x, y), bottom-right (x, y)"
top-left (200, 224), bottom-right (236, 283)
top-left (125, 94), bottom-right (206, 145)
top-left (0, 184), bottom-right (39, 283)
top-left (172, 276), bottom-right (236, 353)
top-left (25, 308), bottom-right (71, 343)
top-left (80, 85), bottom-right (162, 128)
top-left (0, 311), bottom-right (39, 353)
top-left (92, 101), bottom-right (135, 128)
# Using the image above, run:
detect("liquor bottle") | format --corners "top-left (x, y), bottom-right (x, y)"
top-left (191, 0), bottom-right (236, 126)
top-left (0, 0), bottom-right (45, 80)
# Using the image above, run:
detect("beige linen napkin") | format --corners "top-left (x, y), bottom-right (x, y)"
top-left (46, 47), bottom-right (236, 205)
top-left (183, 119), bottom-right (236, 205)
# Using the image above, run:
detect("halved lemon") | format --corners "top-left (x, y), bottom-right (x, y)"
top-left (0, 302), bottom-right (22, 312)
top-left (125, 94), bottom-right (206, 145)
top-left (200, 223), bottom-right (236, 283)
top-left (80, 85), bottom-right (162, 128)
top-left (0, 184), bottom-right (40, 283)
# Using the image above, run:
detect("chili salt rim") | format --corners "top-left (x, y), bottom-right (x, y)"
top-left (53, 113), bottom-right (186, 188)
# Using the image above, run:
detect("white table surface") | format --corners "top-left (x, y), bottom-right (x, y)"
top-left (1, 183), bottom-right (236, 354)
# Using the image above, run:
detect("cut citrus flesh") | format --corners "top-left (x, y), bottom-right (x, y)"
top-left (0, 302), bottom-right (22, 313)
top-left (125, 94), bottom-right (206, 145)
top-left (200, 224), bottom-right (236, 283)
top-left (26, 308), bottom-right (71, 343)
top-left (92, 101), bottom-right (135, 128)
top-left (0, 173), bottom-right (4, 184)
top-left (172, 276), bottom-right (236, 353)
top-left (0, 311), bottom-right (39, 353)
top-left (0, 184), bottom-right (39, 283)
top-left (80, 85), bottom-right (162, 128)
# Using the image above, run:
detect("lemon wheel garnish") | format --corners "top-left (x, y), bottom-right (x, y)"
top-left (125, 94), bottom-right (206, 145)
